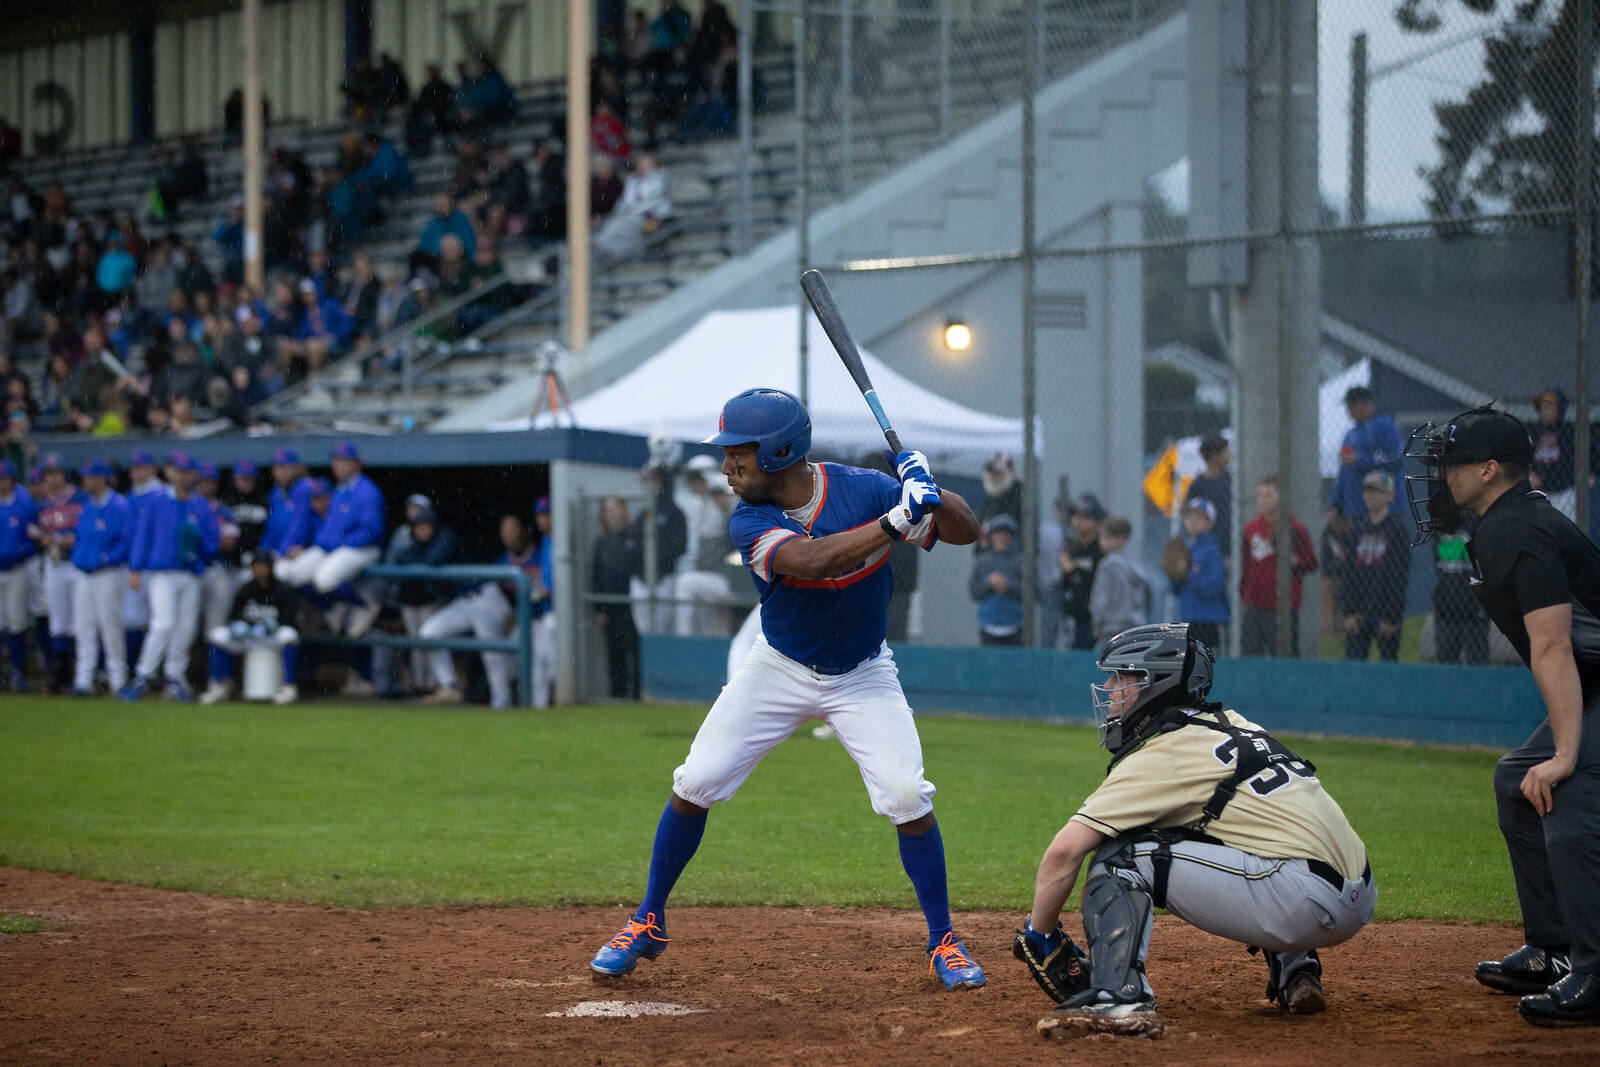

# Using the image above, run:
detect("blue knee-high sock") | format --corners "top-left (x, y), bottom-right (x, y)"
top-left (208, 646), bottom-right (233, 682)
top-left (6, 632), bottom-right (24, 674)
top-left (898, 820), bottom-right (953, 949)
top-left (281, 645), bottom-right (300, 681)
top-left (125, 629), bottom-right (145, 667)
top-left (637, 802), bottom-right (708, 922)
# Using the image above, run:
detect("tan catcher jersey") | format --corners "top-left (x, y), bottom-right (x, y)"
top-left (1070, 708), bottom-right (1368, 881)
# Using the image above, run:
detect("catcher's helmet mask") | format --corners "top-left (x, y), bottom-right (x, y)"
top-left (1092, 623), bottom-right (1217, 759)
top-left (1405, 403), bottom-right (1534, 546)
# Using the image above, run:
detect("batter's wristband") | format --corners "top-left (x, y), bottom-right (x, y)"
top-left (879, 512), bottom-right (901, 541)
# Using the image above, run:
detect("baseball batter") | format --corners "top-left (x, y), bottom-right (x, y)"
top-left (70, 460), bottom-right (132, 696)
top-left (32, 455), bottom-right (89, 693)
top-left (0, 460), bottom-right (38, 690)
top-left (589, 387), bottom-right (989, 991)
top-left (1018, 624), bottom-right (1375, 1040)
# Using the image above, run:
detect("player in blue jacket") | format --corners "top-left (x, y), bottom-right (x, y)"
top-left (277, 441), bottom-right (386, 638)
top-left (588, 388), bottom-right (991, 992)
top-left (70, 459), bottom-right (133, 696)
top-left (1328, 386), bottom-right (1406, 528)
top-left (32, 454), bottom-right (90, 693)
top-left (0, 460), bottom-right (39, 690)
top-left (530, 496), bottom-right (556, 708)
top-left (122, 449), bottom-right (166, 669)
top-left (264, 447), bottom-right (315, 558)
top-left (120, 451), bottom-right (220, 702)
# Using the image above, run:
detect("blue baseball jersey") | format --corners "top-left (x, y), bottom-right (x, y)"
top-left (36, 487), bottom-right (89, 544)
top-left (0, 488), bottom-right (39, 569)
top-left (728, 462), bottom-right (935, 671)
top-left (264, 477), bottom-right (315, 555)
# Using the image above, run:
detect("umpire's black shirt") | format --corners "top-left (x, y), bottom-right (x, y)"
top-left (1468, 480), bottom-right (1600, 702)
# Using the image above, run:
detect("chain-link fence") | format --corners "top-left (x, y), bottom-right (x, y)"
top-left (716, 0), bottom-right (1598, 663)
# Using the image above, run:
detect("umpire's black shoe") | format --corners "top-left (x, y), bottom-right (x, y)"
top-left (1476, 944), bottom-right (1571, 995)
top-left (1519, 973), bottom-right (1600, 1027)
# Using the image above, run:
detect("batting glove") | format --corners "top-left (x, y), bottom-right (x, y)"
top-left (881, 507), bottom-right (935, 543)
top-left (900, 476), bottom-right (941, 523)
top-left (891, 449), bottom-right (932, 484)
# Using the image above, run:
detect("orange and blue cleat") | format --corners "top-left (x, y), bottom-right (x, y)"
top-left (590, 912), bottom-right (671, 977)
top-left (929, 931), bottom-right (986, 991)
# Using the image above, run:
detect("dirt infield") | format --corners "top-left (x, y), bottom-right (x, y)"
top-left (2, 868), bottom-right (1596, 1065)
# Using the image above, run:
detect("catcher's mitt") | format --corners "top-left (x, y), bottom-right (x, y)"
top-left (1013, 925), bottom-right (1091, 1004)
top-left (1160, 536), bottom-right (1191, 584)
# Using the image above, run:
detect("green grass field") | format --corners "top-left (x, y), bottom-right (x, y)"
top-left (0, 698), bottom-right (1517, 922)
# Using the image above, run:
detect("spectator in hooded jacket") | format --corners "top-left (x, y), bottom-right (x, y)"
top-left (969, 513), bottom-right (1023, 646)
top-left (291, 277), bottom-right (354, 377)
top-left (1339, 471), bottom-right (1411, 663)
top-left (1172, 497), bottom-right (1228, 653)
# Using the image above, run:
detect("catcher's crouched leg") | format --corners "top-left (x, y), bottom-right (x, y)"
top-left (1037, 839), bottom-right (1164, 1041)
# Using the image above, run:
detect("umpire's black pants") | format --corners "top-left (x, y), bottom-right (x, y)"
top-left (1495, 702), bottom-right (1600, 974)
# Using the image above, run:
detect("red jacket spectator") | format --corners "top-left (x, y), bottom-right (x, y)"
top-left (1240, 512), bottom-right (1317, 611)
top-left (591, 102), bottom-right (632, 162)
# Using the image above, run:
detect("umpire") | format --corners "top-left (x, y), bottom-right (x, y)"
top-left (1407, 404), bottom-right (1600, 1027)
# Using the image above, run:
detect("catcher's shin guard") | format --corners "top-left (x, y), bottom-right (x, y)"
top-left (1080, 863), bottom-right (1155, 1003)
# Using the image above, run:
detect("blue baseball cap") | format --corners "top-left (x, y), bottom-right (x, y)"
top-left (198, 461), bottom-right (220, 481)
top-left (82, 458), bottom-right (115, 479)
top-left (332, 440), bottom-right (361, 461)
top-left (40, 454), bottom-right (66, 473)
top-left (129, 449), bottom-right (156, 468)
top-left (168, 451), bottom-right (198, 472)
top-left (0, 460), bottom-right (17, 480)
top-left (27, 466), bottom-right (42, 484)
top-left (534, 495), bottom-right (551, 514)
top-left (309, 478), bottom-right (331, 497)
top-left (273, 447), bottom-right (300, 466)
top-left (234, 458), bottom-right (259, 478)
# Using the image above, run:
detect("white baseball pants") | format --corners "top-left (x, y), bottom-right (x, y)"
top-left (208, 625), bottom-right (300, 652)
top-left (27, 555), bottom-right (46, 618)
top-left (45, 557), bottom-right (77, 637)
top-left (202, 564), bottom-right (242, 634)
top-left (122, 583), bottom-right (150, 629)
top-left (72, 567), bottom-right (128, 690)
top-left (137, 571), bottom-right (201, 684)
top-left (532, 612), bottom-right (556, 709)
top-left (0, 565), bottom-right (29, 633)
top-left (421, 585), bottom-right (512, 708)
top-left (673, 633), bottom-right (937, 824)
top-left (276, 546), bottom-right (380, 592)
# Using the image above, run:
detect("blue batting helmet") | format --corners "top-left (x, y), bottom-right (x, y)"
top-left (704, 388), bottom-right (811, 473)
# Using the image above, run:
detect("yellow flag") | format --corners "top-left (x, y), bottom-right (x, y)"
top-left (1142, 443), bottom-right (1177, 514)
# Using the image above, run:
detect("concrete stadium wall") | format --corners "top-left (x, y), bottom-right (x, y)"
top-left (0, 32), bottom-right (132, 155)
top-left (640, 635), bottom-right (1547, 750)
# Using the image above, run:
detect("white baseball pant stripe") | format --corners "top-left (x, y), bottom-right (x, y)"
top-left (136, 571), bottom-right (201, 684)
top-left (421, 585), bottom-right (512, 708)
top-left (532, 612), bottom-right (555, 709)
top-left (45, 557), bottom-right (77, 637)
top-left (0, 565), bottom-right (29, 633)
top-left (202, 564), bottom-right (243, 633)
top-left (673, 633), bottom-right (937, 824)
top-left (73, 567), bottom-right (128, 690)
top-left (208, 625), bottom-right (300, 652)
top-left (27, 555), bottom-right (47, 618)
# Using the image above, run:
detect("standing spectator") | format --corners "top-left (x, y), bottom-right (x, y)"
top-left (594, 152), bottom-right (672, 260)
top-left (1528, 388), bottom-right (1578, 520)
top-left (291, 277), bottom-right (354, 378)
top-left (487, 142), bottom-right (533, 221)
top-left (1171, 497), bottom-right (1228, 653)
top-left (411, 192), bottom-right (477, 275)
top-left (121, 452), bottom-right (219, 702)
top-left (969, 513), bottom-right (1023, 645)
top-left (978, 452), bottom-right (1022, 536)
top-left (1327, 385), bottom-right (1404, 538)
top-left (650, 0), bottom-right (694, 64)
top-left (1058, 493), bottom-right (1105, 650)
top-left (1339, 471), bottom-right (1411, 663)
top-left (456, 56), bottom-right (517, 131)
top-left (528, 139), bottom-right (568, 242)
top-left (343, 252), bottom-right (382, 341)
top-left (1089, 516), bottom-right (1147, 643)
top-left (376, 53), bottom-right (412, 114)
top-left (406, 64), bottom-right (457, 156)
top-left (1240, 474), bottom-right (1318, 657)
top-left (593, 495), bottom-right (641, 699)
top-left (1431, 527), bottom-right (1489, 665)
top-left (211, 197), bottom-right (246, 284)
top-left (1184, 434), bottom-right (1233, 550)
top-left (199, 549), bottom-right (304, 705)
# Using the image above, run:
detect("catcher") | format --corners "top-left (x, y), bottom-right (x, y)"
top-left (1013, 624), bottom-right (1375, 1039)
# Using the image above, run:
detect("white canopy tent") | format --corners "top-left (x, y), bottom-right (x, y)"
top-left (489, 307), bottom-right (1030, 469)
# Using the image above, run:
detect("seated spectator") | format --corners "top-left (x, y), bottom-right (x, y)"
top-left (291, 278), bottom-right (354, 377)
top-left (343, 252), bottom-right (381, 341)
top-left (412, 192), bottom-right (477, 275)
top-left (678, 42), bottom-right (737, 141)
top-left (527, 140), bottom-right (568, 242)
top-left (595, 152), bottom-right (672, 260)
top-left (627, 9), bottom-right (652, 70)
top-left (219, 304), bottom-right (279, 387)
top-left (342, 56), bottom-right (383, 122)
top-left (591, 153), bottom-right (625, 219)
top-left (435, 234), bottom-right (481, 300)
top-left (261, 278), bottom-right (302, 340)
top-left (153, 341), bottom-right (208, 411)
top-left (487, 142), bottom-right (532, 220)
top-left (219, 364), bottom-right (264, 427)
top-left (36, 354), bottom-right (74, 428)
top-left (693, 0), bottom-right (737, 68)
top-left (374, 267), bottom-right (407, 337)
top-left (376, 52), bottom-right (411, 114)
top-left (355, 132), bottom-right (414, 199)
top-left (211, 198), bottom-right (245, 285)
top-left (969, 513), bottom-right (1022, 645)
top-left (653, 45), bottom-right (696, 133)
top-left (155, 138), bottom-right (209, 220)
top-left (406, 64), bottom-right (457, 157)
top-left (200, 550), bottom-right (304, 705)
top-left (176, 240), bottom-right (215, 297)
top-left (591, 99), bottom-right (632, 164)
top-left (651, 0), bottom-right (693, 64)
top-left (95, 232), bottom-right (138, 302)
top-left (456, 55), bottom-right (517, 130)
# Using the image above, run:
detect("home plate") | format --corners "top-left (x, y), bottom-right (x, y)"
top-left (546, 1000), bottom-right (711, 1018)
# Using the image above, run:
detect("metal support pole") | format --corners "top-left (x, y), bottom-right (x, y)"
top-left (1348, 32), bottom-right (1366, 226)
top-left (516, 567), bottom-right (534, 707)
top-left (1273, 3), bottom-right (1294, 659)
top-left (737, 0), bottom-right (755, 254)
top-left (1020, 0), bottom-right (1038, 647)
top-left (1578, 1), bottom-right (1593, 533)
top-left (937, 0), bottom-right (951, 141)
top-left (566, 0), bottom-right (592, 353)
top-left (796, 0), bottom-right (810, 405)
top-left (242, 0), bottom-right (264, 290)
top-left (841, 0), bottom-right (854, 193)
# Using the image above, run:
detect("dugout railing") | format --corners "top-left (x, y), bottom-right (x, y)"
top-left (302, 563), bottom-right (537, 708)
